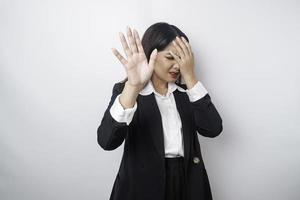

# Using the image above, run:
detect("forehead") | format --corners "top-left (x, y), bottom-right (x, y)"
top-left (159, 43), bottom-right (178, 55)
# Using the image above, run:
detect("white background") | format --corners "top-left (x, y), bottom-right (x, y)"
top-left (1, 0), bottom-right (299, 199)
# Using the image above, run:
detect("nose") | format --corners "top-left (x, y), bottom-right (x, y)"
top-left (172, 64), bottom-right (180, 71)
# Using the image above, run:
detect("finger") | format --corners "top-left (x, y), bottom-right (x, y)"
top-left (181, 36), bottom-right (192, 56)
top-left (175, 36), bottom-right (189, 57)
top-left (172, 39), bottom-right (185, 59)
top-left (148, 48), bottom-right (158, 70)
top-left (126, 26), bottom-right (138, 54)
top-left (119, 32), bottom-right (132, 58)
top-left (133, 29), bottom-right (145, 54)
top-left (111, 48), bottom-right (128, 67)
top-left (169, 50), bottom-right (181, 64)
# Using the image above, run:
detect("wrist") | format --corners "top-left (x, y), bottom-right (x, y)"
top-left (125, 81), bottom-right (142, 94)
top-left (182, 74), bottom-right (198, 89)
top-left (119, 81), bottom-right (140, 109)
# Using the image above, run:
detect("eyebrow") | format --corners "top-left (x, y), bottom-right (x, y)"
top-left (161, 51), bottom-right (175, 56)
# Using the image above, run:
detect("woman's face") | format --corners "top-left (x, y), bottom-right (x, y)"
top-left (152, 41), bottom-right (181, 84)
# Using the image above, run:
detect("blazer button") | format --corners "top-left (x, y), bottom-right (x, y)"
top-left (193, 156), bottom-right (200, 164)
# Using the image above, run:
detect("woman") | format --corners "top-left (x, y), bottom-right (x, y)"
top-left (97, 22), bottom-right (223, 200)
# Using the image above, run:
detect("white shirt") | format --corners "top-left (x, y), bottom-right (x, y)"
top-left (109, 80), bottom-right (208, 158)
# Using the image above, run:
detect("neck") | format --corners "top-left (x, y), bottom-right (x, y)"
top-left (151, 75), bottom-right (168, 95)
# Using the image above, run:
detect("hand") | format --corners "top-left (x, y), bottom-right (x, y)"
top-left (111, 26), bottom-right (158, 89)
top-left (169, 36), bottom-right (197, 84)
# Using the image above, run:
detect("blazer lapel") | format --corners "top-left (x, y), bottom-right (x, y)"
top-left (173, 90), bottom-right (192, 174)
top-left (138, 93), bottom-right (165, 160)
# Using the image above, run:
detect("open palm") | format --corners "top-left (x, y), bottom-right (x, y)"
top-left (111, 26), bottom-right (157, 88)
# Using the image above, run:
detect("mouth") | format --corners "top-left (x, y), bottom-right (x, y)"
top-left (169, 72), bottom-right (179, 78)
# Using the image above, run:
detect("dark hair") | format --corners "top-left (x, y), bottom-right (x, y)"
top-left (120, 22), bottom-right (189, 85)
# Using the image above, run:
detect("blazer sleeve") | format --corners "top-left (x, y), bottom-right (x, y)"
top-left (185, 81), bottom-right (223, 138)
top-left (97, 82), bottom-right (133, 150)
top-left (190, 93), bottom-right (223, 137)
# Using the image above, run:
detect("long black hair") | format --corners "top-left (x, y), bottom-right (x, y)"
top-left (120, 22), bottom-right (189, 85)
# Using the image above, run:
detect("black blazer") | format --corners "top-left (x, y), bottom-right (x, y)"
top-left (97, 81), bottom-right (223, 200)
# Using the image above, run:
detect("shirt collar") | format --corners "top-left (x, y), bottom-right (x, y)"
top-left (139, 80), bottom-right (186, 97)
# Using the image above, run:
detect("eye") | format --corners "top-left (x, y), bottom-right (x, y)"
top-left (165, 56), bottom-right (174, 60)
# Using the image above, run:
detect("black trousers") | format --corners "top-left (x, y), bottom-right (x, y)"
top-left (165, 156), bottom-right (188, 200)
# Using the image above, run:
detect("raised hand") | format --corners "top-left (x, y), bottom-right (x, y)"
top-left (169, 36), bottom-right (198, 89)
top-left (111, 26), bottom-right (157, 89)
